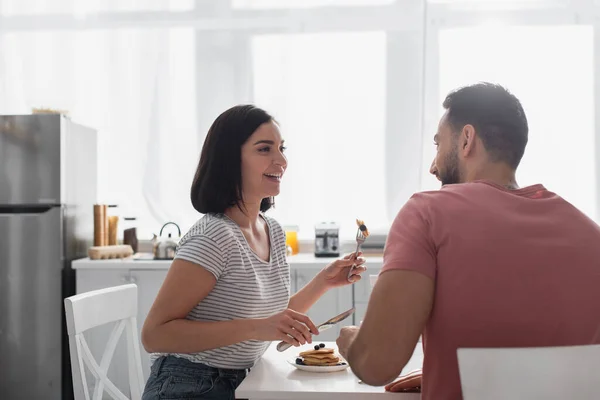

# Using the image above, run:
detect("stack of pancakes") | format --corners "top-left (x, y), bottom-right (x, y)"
top-left (299, 348), bottom-right (341, 366)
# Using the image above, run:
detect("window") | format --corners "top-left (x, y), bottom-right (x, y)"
top-left (426, 0), bottom-right (566, 8)
top-left (252, 32), bottom-right (387, 239)
top-left (233, 0), bottom-right (394, 9)
top-left (424, 25), bottom-right (596, 220)
top-left (3, 0), bottom-right (598, 240)
top-left (0, 0), bottom-right (193, 15)
top-left (0, 28), bottom-right (198, 235)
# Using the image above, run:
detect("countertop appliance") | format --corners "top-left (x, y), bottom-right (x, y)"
top-left (152, 222), bottom-right (181, 260)
top-left (314, 222), bottom-right (340, 257)
top-left (0, 114), bottom-right (97, 400)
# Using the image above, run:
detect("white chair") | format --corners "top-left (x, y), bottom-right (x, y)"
top-left (457, 344), bottom-right (600, 400)
top-left (64, 284), bottom-right (145, 400)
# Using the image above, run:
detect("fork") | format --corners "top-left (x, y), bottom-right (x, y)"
top-left (347, 228), bottom-right (367, 281)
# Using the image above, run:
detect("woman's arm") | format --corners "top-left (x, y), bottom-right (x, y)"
top-left (288, 253), bottom-right (367, 314)
top-left (142, 259), bottom-right (257, 353)
top-left (142, 259), bottom-right (318, 353)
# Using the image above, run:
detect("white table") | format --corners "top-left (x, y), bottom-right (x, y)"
top-left (236, 341), bottom-right (423, 400)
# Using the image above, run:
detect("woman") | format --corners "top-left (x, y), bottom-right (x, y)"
top-left (141, 105), bottom-right (366, 400)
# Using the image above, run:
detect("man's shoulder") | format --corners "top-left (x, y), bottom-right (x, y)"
top-left (409, 181), bottom-right (511, 203)
top-left (406, 186), bottom-right (458, 206)
top-left (404, 183), bottom-right (492, 216)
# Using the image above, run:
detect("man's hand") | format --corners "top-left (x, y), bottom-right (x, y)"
top-left (385, 369), bottom-right (422, 392)
top-left (336, 326), bottom-right (360, 360)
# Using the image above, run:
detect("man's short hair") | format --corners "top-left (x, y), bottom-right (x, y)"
top-left (443, 82), bottom-right (529, 169)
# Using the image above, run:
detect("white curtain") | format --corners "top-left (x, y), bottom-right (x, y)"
top-left (2, 0), bottom-right (598, 241)
top-left (0, 0), bottom-right (199, 238)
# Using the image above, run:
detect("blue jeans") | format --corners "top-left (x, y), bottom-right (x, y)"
top-left (142, 356), bottom-right (248, 400)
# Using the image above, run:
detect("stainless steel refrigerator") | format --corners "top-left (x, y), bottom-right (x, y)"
top-left (0, 115), bottom-right (97, 400)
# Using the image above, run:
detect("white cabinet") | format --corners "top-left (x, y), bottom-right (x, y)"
top-left (295, 267), bottom-right (353, 341)
top-left (352, 268), bottom-right (381, 326)
top-left (76, 268), bottom-right (129, 293)
top-left (290, 269), bottom-right (297, 294)
top-left (354, 302), bottom-right (368, 327)
top-left (353, 268), bottom-right (380, 304)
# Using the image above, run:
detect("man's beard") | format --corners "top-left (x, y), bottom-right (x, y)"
top-left (439, 147), bottom-right (461, 186)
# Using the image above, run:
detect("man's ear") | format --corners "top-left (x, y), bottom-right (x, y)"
top-left (461, 124), bottom-right (477, 157)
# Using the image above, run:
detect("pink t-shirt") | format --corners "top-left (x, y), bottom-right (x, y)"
top-left (382, 180), bottom-right (600, 400)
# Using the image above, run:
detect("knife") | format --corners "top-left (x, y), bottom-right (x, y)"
top-left (276, 307), bottom-right (356, 352)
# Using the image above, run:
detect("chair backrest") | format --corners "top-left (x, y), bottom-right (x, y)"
top-left (457, 344), bottom-right (600, 400)
top-left (64, 284), bottom-right (144, 400)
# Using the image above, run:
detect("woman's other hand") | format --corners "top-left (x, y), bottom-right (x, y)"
top-left (254, 308), bottom-right (319, 347)
top-left (319, 252), bottom-right (367, 288)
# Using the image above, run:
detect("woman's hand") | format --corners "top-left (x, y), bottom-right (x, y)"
top-left (253, 308), bottom-right (319, 347)
top-left (319, 252), bottom-right (367, 289)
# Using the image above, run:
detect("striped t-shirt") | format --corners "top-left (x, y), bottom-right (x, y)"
top-left (152, 213), bottom-right (291, 369)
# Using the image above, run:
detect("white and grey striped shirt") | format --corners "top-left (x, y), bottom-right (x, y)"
top-left (151, 213), bottom-right (291, 370)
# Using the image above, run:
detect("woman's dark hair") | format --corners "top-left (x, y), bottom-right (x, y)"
top-left (191, 105), bottom-right (275, 214)
top-left (443, 82), bottom-right (529, 169)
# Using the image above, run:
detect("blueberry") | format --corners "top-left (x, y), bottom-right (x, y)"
top-left (359, 224), bottom-right (367, 232)
top-left (314, 345), bottom-right (320, 350)
top-left (319, 343), bottom-right (325, 348)
top-left (341, 362), bottom-right (347, 365)
top-left (296, 358), bottom-right (302, 364)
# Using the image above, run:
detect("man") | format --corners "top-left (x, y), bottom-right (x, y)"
top-left (337, 82), bottom-right (600, 399)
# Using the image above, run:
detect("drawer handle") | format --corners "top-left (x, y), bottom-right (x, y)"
top-left (121, 275), bottom-right (137, 284)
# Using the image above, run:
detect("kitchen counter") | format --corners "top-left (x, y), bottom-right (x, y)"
top-left (236, 341), bottom-right (422, 400)
top-left (72, 253), bottom-right (384, 270)
top-left (72, 255), bottom-right (171, 269)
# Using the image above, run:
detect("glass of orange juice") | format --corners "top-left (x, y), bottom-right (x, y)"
top-left (284, 225), bottom-right (299, 255)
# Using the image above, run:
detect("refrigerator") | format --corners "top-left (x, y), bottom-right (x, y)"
top-left (0, 115), bottom-right (97, 400)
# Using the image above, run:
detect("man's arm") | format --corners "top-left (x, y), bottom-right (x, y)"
top-left (346, 269), bottom-right (434, 386)
top-left (338, 193), bottom-right (436, 386)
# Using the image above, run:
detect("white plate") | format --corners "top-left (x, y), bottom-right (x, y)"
top-left (287, 358), bottom-right (349, 373)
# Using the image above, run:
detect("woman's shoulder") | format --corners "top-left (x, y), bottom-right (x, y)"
top-left (261, 213), bottom-right (284, 236)
top-left (180, 214), bottom-right (238, 247)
